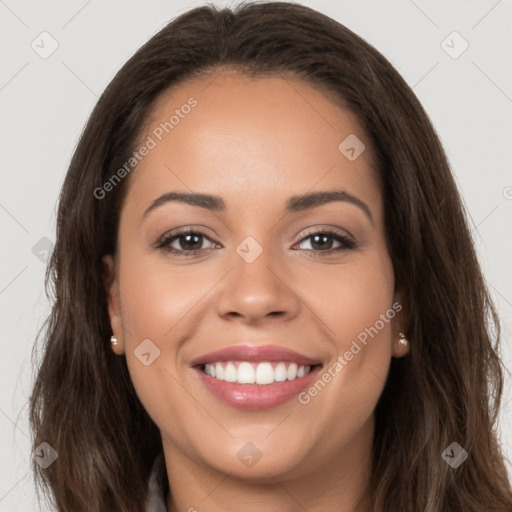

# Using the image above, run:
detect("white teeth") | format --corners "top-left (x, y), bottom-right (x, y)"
top-left (274, 362), bottom-right (287, 382)
top-left (255, 362), bottom-right (274, 385)
top-left (202, 361), bottom-right (313, 385)
top-left (287, 363), bottom-right (298, 380)
top-left (237, 362), bottom-right (255, 383)
top-left (215, 363), bottom-right (224, 380)
top-left (224, 362), bottom-right (237, 382)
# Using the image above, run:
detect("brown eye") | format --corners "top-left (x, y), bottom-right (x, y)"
top-left (295, 231), bottom-right (356, 254)
top-left (155, 229), bottom-right (217, 256)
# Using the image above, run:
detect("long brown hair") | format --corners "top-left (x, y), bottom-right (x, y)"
top-left (29, 2), bottom-right (512, 510)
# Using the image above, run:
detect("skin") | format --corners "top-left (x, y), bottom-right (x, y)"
top-left (105, 69), bottom-right (409, 512)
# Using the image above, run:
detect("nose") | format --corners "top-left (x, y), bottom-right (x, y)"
top-left (215, 245), bottom-right (300, 325)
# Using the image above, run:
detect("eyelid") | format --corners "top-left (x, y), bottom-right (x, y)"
top-left (296, 225), bottom-right (355, 243)
top-left (154, 226), bottom-right (218, 250)
top-left (294, 228), bottom-right (356, 254)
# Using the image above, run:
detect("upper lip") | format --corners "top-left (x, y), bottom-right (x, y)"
top-left (190, 344), bottom-right (323, 367)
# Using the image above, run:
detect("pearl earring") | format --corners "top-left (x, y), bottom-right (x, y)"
top-left (110, 335), bottom-right (118, 346)
top-left (398, 332), bottom-right (408, 347)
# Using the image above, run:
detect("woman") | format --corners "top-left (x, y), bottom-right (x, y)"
top-left (29, 2), bottom-right (512, 511)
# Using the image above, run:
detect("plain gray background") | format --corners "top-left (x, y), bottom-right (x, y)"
top-left (1, 0), bottom-right (511, 510)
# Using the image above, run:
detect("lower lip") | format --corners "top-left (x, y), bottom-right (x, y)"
top-left (195, 365), bottom-right (322, 410)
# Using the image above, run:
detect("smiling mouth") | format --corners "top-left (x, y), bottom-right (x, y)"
top-left (195, 362), bottom-right (324, 410)
top-left (200, 360), bottom-right (322, 385)
top-left (191, 343), bottom-right (324, 409)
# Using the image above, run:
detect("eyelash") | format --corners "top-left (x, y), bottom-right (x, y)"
top-left (154, 228), bottom-right (356, 257)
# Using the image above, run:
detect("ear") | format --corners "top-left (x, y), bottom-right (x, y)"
top-left (391, 287), bottom-right (410, 358)
top-left (102, 254), bottom-right (125, 355)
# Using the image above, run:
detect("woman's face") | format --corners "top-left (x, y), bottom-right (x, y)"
top-left (105, 69), bottom-right (408, 484)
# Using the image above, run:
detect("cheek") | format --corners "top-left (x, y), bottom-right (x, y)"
top-left (333, 264), bottom-right (394, 352)
top-left (300, 252), bottom-right (395, 413)
top-left (114, 244), bottom-right (196, 406)
top-left (304, 250), bottom-right (395, 350)
top-left (117, 247), bottom-right (204, 339)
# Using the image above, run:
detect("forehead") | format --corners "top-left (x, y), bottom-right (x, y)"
top-left (121, 69), bottom-right (381, 221)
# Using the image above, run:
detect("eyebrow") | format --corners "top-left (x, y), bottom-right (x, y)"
top-left (142, 188), bottom-right (373, 224)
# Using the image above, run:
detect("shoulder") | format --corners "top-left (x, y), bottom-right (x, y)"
top-left (145, 453), bottom-right (167, 512)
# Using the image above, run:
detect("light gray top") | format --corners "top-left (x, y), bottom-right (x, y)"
top-left (145, 454), bottom-right (168, 512)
